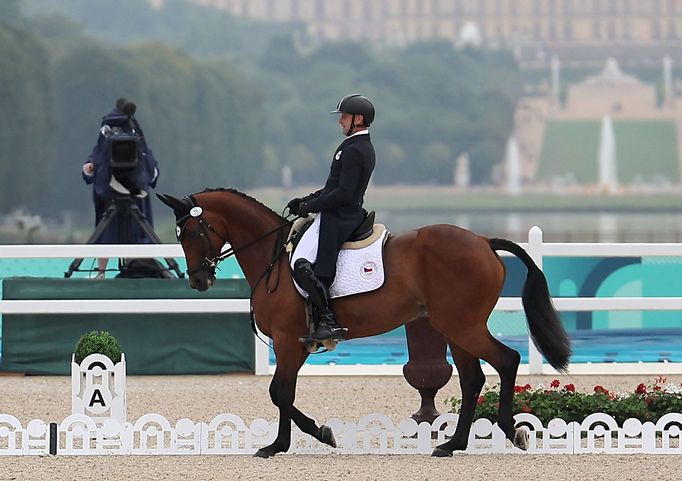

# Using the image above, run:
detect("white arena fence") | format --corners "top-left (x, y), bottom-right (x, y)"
top-left (2, 226), bottom-right (682, 376)
top-left (2, 412), bottom-right (682, 455)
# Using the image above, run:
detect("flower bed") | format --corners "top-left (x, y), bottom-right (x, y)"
top-left (448, 377), bottom-right (682, 425)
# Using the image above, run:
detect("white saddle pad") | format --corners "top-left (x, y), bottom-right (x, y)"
top-left (290, 214), bottom-right (389, 299)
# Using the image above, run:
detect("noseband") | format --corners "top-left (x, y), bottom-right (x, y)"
top-left (175, 195), bottom-right (290, 277)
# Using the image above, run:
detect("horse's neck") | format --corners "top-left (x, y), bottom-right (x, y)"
top-left (213, 193), bottom-right (285, 286)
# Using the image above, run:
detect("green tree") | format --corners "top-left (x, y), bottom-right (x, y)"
top-left (0, 25), bottom-right (52, 210)
top-left (0, 0), bottom-right (22, 26)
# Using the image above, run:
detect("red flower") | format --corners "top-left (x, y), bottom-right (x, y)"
top-left (477, 396), bottom-right (485, 405)
top-left (514, 384), bottom-right (532, 393)
top-left (521, 405), bottom-right (532, 413)
top-left (563, 383), bottom-right (576, 393)
top-left (635, 383), bottom-right (647, 395)
top-left (594, 385), bottom-right (609, 395)
top-left (654, 385), bottom-right (662, 391)
top-left (524, 383), bottom-right (532, 391)
top-left (655, 376), bottom-right (667, 385)
top-left (550, 379), bottom-right (561, 388)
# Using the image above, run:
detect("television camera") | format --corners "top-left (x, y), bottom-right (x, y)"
top-left (65, 100), bottom-right (182, 278)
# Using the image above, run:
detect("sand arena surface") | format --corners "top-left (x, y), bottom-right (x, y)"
top-left (1, 373), bottom-right (682, 480)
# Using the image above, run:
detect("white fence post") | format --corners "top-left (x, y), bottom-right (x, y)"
top-left (527, 226), bottom-right (544, 374)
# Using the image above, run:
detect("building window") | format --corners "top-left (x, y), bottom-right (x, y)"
top-left (436, 0), bottom-right (454, 15)
top-left (607, 21), bottom-right (616, 39)
top-left (623, 21), bottom-right (631, 40)
top-left (608, 0), bottom-right (617, 14)
top-left (563, 20), bottom-right (573, 39)
top-left (622, 0), bottom-right (631, 14)
top-left (592, 0), bottom-right (601, 15)
top-left (652, 20), bottom-right (661, 40)
top-left (667, 20), bottom-right (677, 39)
top-left (592, 21), bottom-right (601, 39)
top-left (315, 0), bottom-right (324, 20)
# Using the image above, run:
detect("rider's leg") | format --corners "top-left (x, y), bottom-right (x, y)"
top-left (292, 258), bottom-right (345, 341)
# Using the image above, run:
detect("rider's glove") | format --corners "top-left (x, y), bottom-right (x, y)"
top-left (286, 197), bottom-right (302, 215)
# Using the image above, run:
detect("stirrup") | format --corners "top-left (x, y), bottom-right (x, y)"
top-left (312, 325), bottom-right (347, 342)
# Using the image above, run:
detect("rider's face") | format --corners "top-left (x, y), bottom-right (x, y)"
top-left (338, 112), bottom-right (353, 135)
top-left (338, 112), bottom-right (365, 136)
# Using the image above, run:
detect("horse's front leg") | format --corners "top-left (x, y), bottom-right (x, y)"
top-left (254, 364), bottom-right (296, 457)
top-left (254, 336), bottom-right (335, 457)
top-left (291, 406), bottom-right (337, 448)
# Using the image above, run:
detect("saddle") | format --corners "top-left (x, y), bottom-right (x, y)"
top-left (286, 210), bottom-right (377, 254)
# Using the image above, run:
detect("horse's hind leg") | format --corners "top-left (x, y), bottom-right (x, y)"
top-left (430, 324), bottom-right (524, 454)
top-left (432, 344), bottom-right (485, 457)
top-left (454, 331), bottom-right (524, 449)
top-left (483, 336), bottom-right (524, 448)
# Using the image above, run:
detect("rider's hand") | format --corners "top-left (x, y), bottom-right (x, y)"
top-left (286, 197), bottom-right (302, 215)
top-left (297, 201), bottom-right (311, 217)
top-left (83, 162), bottom-right (94, 175)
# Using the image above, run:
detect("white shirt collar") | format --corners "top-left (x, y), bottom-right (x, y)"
top-left (348, 129), bottom-right (369, 138)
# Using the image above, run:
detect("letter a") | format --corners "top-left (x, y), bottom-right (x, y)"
top-left (89, 389), bottom-right (106, 408)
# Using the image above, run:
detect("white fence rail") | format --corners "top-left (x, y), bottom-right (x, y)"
top-left (2, 226), bottom-right (682, 376)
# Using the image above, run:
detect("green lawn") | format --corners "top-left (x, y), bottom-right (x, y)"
top-left (250, 187), bottom-right (682, 212)
top-left (538, 120), bottom-right (678, 183)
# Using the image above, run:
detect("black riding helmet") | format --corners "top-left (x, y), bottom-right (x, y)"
top-left (330, 94), bottom-right (375, 127)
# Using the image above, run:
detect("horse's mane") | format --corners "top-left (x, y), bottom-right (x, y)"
top-left (199, 187), bottom-right (283, 220)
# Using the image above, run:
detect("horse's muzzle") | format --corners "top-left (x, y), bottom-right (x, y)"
top-left (189, 273), bottom-right (214, 291)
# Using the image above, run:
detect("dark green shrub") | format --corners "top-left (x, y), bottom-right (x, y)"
top-left (74, 331), bottom-right (122, 364)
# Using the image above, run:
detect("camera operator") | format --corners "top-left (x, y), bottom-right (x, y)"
top-left (82, 98), bottom-right (159, 279)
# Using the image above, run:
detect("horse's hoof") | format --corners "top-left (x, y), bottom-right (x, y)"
top-left (431, 447), bottom-right (453, 457)
top-left (253, 448), bottom-right (275, 458)
top-left (320, 425), bottom-right (336, 448)
top-left (321, 339), bottom-right (338, 351)
top-left (513, 427), bottom-right (529, 451)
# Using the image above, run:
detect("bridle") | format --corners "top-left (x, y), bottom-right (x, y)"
top-left (175, 195), bottom-right (291, 278)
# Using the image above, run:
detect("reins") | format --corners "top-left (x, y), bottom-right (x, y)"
top-left (177, 194), bottom-right (292, 276)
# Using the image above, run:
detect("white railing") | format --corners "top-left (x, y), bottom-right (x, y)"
top-left (2, 227), bottom-right (682, 376)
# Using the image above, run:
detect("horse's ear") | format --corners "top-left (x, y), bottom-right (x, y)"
top-left (156, 193), bottom-right (187, 212)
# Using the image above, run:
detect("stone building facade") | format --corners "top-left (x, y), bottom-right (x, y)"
top-left (193, 0), bottom-right (682, 67)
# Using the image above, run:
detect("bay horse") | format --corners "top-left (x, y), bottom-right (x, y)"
top-left (157, 189), bottom-right (571, 458)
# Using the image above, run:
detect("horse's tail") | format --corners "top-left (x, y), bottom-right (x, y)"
top-left (489, 238), bottom-right (571, 372)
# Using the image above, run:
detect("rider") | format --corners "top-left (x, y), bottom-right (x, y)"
top-left (287, 94), bottom-right (376, 343)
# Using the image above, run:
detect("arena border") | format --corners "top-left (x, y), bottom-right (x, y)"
top-left (1, 412), bottom-right (680, 455)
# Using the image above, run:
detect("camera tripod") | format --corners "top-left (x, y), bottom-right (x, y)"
top-left (64, 196), bottom-right (183, 278)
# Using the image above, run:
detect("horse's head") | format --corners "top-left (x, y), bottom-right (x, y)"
top-left (157, 193), bottom-right (225, 292)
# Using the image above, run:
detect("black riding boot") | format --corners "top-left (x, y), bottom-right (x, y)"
top-left (293, 259), bottom-right (346, 342)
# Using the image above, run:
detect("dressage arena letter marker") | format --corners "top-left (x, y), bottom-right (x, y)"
top-left (71, 353), bottom-right (127, 426)
top-left (89, 389), bottom-right (107, 409)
